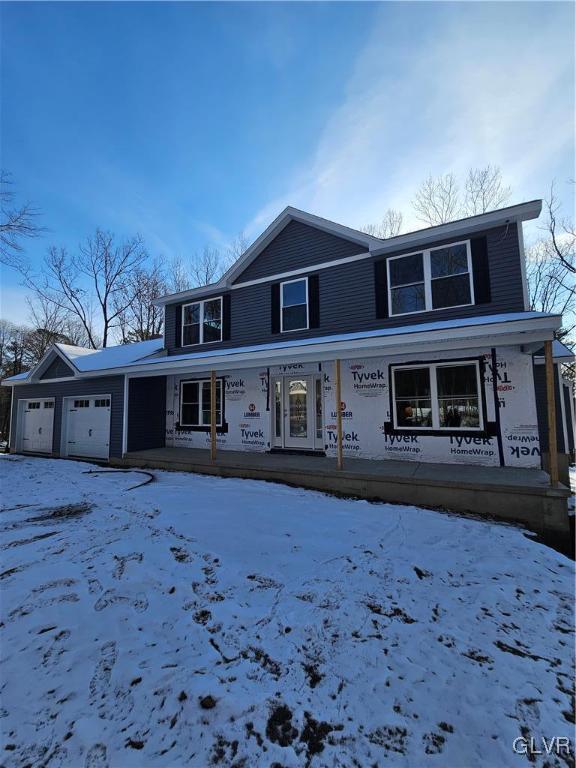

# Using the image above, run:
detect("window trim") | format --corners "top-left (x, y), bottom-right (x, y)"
top-left (280, 276), bottom-right (309, 333)
top-left (181, 296), bottom-right (223, 347)
top-left (386, 240), bottom-right (475, 317)
top-left (391, 359), bottom-right (484, 432)
top-left (179, 378), bottom-right (224, 429)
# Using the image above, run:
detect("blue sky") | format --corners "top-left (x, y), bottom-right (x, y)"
top-left (1, 1), bottom-right (574, 325)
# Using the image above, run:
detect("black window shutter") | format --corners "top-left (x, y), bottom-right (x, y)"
top-left (222, 294), bottom-right (231, 340)
top-left (271, 283), bottom-right (280, 334)
top-left (174, 305), bottom-right (182, 348)
top-left (471, 237), bottom-right (491, 304)
top-left (308, 275), bottom-right (320, 328)
top-left (374, 260), bottom-right (389, 318)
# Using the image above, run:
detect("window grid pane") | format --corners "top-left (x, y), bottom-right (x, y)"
top-left (430, 244), bottom-right (468, 279)
top-left (391, 284), bottom-right (426, 315)
top-left (431, 274), bottom-right (471, 309)
top-left (203, 299), bottom-right (222, 343)
top-left (389, 253), bottom-right (424, 287)
top-left (282, 304), bottom-right (307, 331)
top-left (282, 279), bottom-right (307, 307)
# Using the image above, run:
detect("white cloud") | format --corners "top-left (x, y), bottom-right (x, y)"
top-left (244, 3), bottom-right (574, 240)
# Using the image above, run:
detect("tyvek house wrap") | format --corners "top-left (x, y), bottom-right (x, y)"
top-left (164, 346), bottom-right (540, 468)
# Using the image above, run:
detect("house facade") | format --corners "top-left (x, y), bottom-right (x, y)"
top-left (3, 200), bottom-right (571, 476)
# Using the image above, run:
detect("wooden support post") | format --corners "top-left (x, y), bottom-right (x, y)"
top-left (544, 340), bottom-right (558, 486)
top-left (210, 370), bottom-right (217, 463)
top-left (335, 359), bottom-right (343, 471)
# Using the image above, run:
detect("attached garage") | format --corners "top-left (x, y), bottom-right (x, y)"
top-left (62, 395), bottom-right (111, 460)
top-left (19, 399), bottom-right (55, 454)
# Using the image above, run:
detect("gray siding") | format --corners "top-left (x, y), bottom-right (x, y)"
top-left (9, 376), bottom-right (124, 458)
top-left (128, 377), bottom-right (166, 451)
top-left (533, 363), bottom-right (565, 453)
top-left (234, 220), bottom-right (369, 283)
top-left (40, 356), bottom-right (75, 379)
top-left (165, 223), bottom-right (526, 355)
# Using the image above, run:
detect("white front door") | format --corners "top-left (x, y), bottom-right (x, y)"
top-left (21, 399), bottom-right (54, 453)
top-left (65, 396), bottom-right (111, 459)
top-left (283, 375), bottom-right (315, 449)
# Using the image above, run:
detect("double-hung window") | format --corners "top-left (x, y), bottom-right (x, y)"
top-left (281, 278), bottom-right (308, 332)
top-left (392, 361), bottom-right (483, 431)
top-left (181, 297), bottom-right (222, 346)
top-left (388, 241), bottom-right (474, 316)
top-left (180, 380), bottom-right (222, 427)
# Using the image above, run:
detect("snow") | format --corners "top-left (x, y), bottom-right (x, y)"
top-left (1, 456), bottom-right (574, 768)
top-left (56, 339), bottom-right (165, 372)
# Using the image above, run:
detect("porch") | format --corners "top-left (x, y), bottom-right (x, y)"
top-left (112, 446), bottom-right (571, 542)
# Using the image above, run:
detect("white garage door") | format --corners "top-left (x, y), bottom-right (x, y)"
top-left (65, 396), bottom-right (111, 460)
top-left (21, 399), bottom-right (55, 454)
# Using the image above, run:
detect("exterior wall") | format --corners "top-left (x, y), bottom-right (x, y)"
top-left (40, 356), bottom-right (75, 379)
top-left (165, 345), bottom-right (540, 468)
top-left (166, 368), bottom-right (271, 453)
top-left (164, 223), bottom-right (526, 355)
top-left (320, 346), bottom-right (540, 468)
top-left (128, 377), bottom-right (166, 452)
top-left (9, 376), bottom-right (124, 458)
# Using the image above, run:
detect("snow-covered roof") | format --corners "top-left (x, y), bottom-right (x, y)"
top-left (2, 338), bottom-right (165, 384)
top-left (3, 312), bottom-right (561, 385)
top-left (57, 338), bottom-right (164, 373)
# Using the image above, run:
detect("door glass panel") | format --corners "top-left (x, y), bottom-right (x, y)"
top-left (274, 381), bottom-right (282, 438)
top-left (288, 379), bottom-right (307, 438)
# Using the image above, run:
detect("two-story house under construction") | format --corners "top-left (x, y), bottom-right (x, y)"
top-left (3, 201), bottom-right (573, 540)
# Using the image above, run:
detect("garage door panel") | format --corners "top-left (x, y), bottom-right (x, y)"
top-left (65, 396), bottom-right (111, 460)
top-left (22, 400), bottom-right (54, 453)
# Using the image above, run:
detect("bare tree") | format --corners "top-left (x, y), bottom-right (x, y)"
top-left (27, 245), bottom-right (100, 348)
top-left (169, 255), bottom-right (192, 294)
top-left (527, 183), bottom-right (575, 343)
top-left (223, 231), bottom-right (249, 271)
top-left (22, 229), bottom-right (148, 348)
top-left (463, 165), bottom-right (511, 216)
top-left (412, 173), bottom-right (460, 226)
top-left (412, 166), bottom-right (511, 225)
top-left (0, 171), bottom-right (44, 268)
top-left (190, 245), bottom-right (223, 287)
top-left (114, 260), bottom-right (166, 343)
top-left (362, 208), bottom-right (403, 239)
top-left (168, 233), bottom-right (249, 293)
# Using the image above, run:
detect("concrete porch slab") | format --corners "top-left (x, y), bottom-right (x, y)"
top-left (113, 447), bottom-right (572, 542)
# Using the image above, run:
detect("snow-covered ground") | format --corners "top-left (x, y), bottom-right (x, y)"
top-left (1, 456), bottom-right (574, 768)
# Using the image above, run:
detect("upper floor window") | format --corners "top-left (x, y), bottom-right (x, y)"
top-left (388, 241), bottom-right (474, 317)
top-left (182, 297), bottom-right (222, 346)
top-left (392, 361), bottom-right (482, 431)
top-left (281, 277), bottom-right (308, 332)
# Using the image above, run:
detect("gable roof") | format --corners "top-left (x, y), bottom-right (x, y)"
top-left (152, 199), bottom-right (543, 307)
top-left (152, 206), bottom-right (382, 307)
top-left (2, 337), bottom-right (165, 384)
